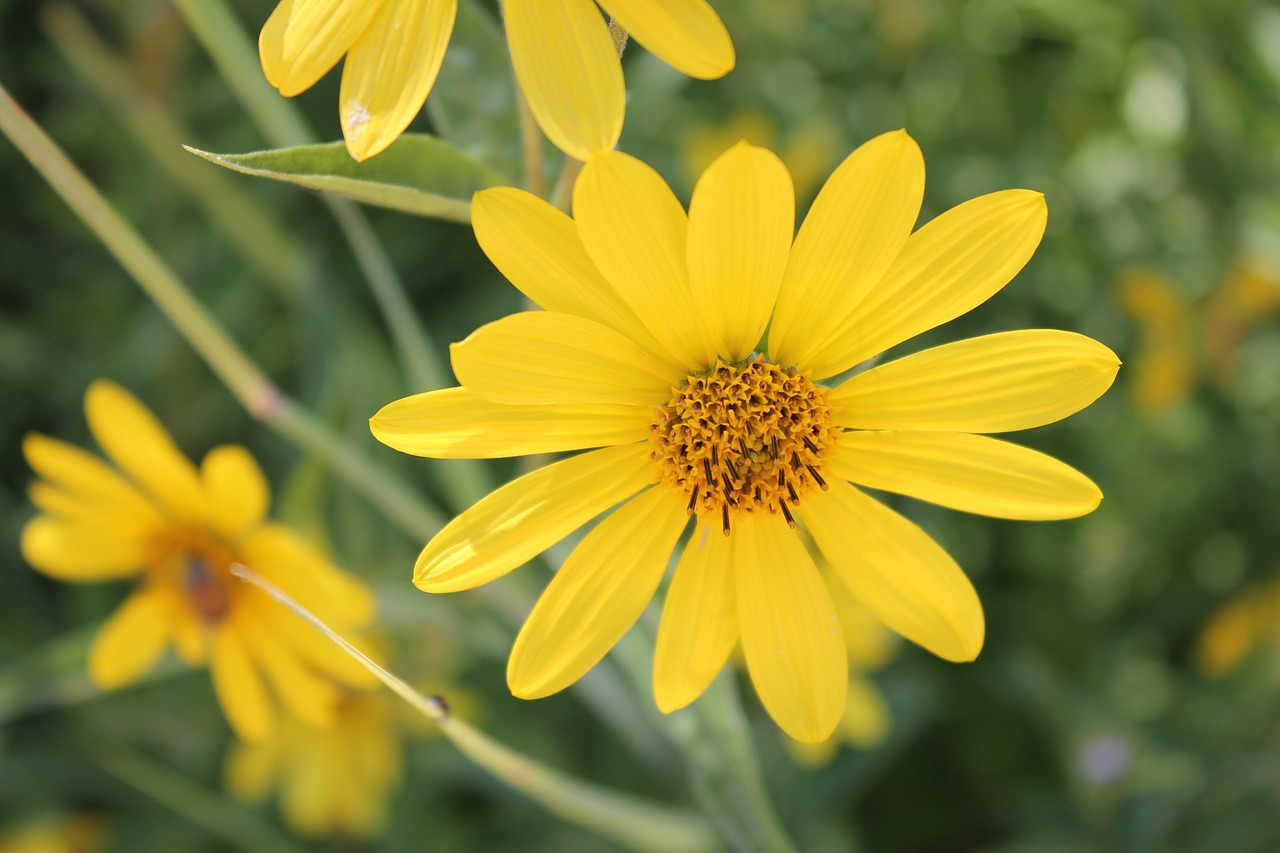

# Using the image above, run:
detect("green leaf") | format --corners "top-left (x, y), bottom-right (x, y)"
top-left (184, 134), bottom-right (503, 223)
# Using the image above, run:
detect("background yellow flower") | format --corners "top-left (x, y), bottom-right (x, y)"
top-left (21, 381), bottom-right (377, 741)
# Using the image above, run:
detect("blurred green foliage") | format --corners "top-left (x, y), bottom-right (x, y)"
top-left (3, 0), bottom-right (1280, 850)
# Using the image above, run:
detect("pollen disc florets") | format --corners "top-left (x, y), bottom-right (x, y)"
top-left (149, 528), bottom-right (237, 625)
top-left (649, 355), bottom-right (839, 534)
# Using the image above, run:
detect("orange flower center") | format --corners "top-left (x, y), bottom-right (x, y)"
top-left (148, 528), bottom-right (238, 625)
top-left (649, 356), bottom-right (839, 534)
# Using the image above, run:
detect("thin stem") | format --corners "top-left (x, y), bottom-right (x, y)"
top-left (232, 563), bottom-right (719, 853)
top-left (515, 85), bottom-right (546, 199)
top-left (0, 80), bottom-right (444, 540)
top-left (549, 156), bottom-right (584, 215)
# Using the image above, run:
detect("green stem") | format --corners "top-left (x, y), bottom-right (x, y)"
top-left (0, 79), bottom-right (443, 541)
top-left (232, 563), bottom-right (719, 853)
top-left (92, 738), bottom-right (311, 853)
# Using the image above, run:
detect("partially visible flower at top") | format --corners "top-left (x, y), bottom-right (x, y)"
top-left (1118, 263), bottom-right (1280, 417)
top-left (786, 572), bottom-right (896, 767)
top-left (259, 0), bottom-right (735, 162)
top-left (225, 689), bottom-right (403, 838)
top-left (21, 381), bottom-right (377, 741)
top-left (1195, 579), bottom-right (1280, 676)
top-left (371, 131), bottom-right (1119, 742)
top-left (0, 814), bottom-right (103, 853)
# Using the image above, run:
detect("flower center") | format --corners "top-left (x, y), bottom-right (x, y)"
top-left (649, 356), bottom-right (839, 535)
top-left (149, 528), bottom-right (238, 625)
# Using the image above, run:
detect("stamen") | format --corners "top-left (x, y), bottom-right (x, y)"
top-left (778, 501), bottom-right (795, 528)
top-left (803, 435), bottom-right (820, 455)
top-left (806, 464), bottom-right (828, 490)
top-left (686, 485), bottom-right (699, 515)
top-left (703, 459), bottom-right (715, 486)
top-left (721, 503), bottom-right (731, 536)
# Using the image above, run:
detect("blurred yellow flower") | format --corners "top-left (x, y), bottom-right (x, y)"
top-left (0, 815), bottom-right (103, 853)
top-left (1118, 263), bottom-right (1280, 416)
top-left (259, 0), bottom-right (735, 162)
top-left (1196, 580), bottom-right (1280, 676)
top-left (225, 690), bottom-right (403, 838)
top-left (372, 131), bottom-right (1118, 742)
top-left (681, 109), bottom-right (841, 200)
top-left (21, 381), bottom-right (376, 741)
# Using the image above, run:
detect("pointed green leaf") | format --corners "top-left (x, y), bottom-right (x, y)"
top-left (185, 134), bottom-right (503, 223)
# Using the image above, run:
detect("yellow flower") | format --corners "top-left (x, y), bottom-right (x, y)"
top-left (21, 381), bottom-right (377, 741)
top-left (1196, 580), bottom-right (1280, 677)
top-left (225, 691), bottom-right (403, 838)
top-left (371, 131), bottom-right (1119, 742)
top-left (259, 0), bottom-right (735, 162)
top-left (0, 815), bottom-right (103, 853)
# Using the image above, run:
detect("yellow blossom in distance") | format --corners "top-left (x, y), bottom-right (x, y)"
top-left (370, 131), bottom-right (1119, 743)
top-left (21, 381), bottom-right (377, 741)
top-left (1195, 580), bottom-right (1280, 676)
top-left (259, 0), bottom-right (735, 162)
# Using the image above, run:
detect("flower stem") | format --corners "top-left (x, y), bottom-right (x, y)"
top-left (0, 79), bottom-right (444, 539)
top-left (232, 563), bottom-right (720, 853)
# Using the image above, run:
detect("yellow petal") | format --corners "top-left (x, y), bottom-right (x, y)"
top-left (504, 0), bottom-right (623, 160)
top-left (339, 0), bottom-right (456, 161)
top-left (507, 487), bottom-right (686, 698)
top-left (831, 330), bottom-right (1121, 432)
top-left (596, 0), bottom-right (734, 78)
top-left (259, 0), bottom-right (384, 97)
top-left (225, 738), bottom-right (281, 802)
top-left (769, 130), bottom-right (924, 369)
top-left (87, 585), bottom-right (176, 688)
top-left (825, 573), bottom-right (896, 669)
top-left (575, 150), bottom-right (714, 369)
top-left (28, 482), bottom-right (155, 539)
top-left (84, 380), bottom-right (206, 522)
top-left (840, 675), bottom-right (890, 747)
top-left (174, 618), bottom-right (208, 666)
top-left (653, 518), bottom-right (738, 712)
top-left (471, 187), bottom-right (678, 369)
top-left (23, 433), bottom-right (161, 525)
top-left (247, 594), bottom-right (378, 689)
top-left (808, 189), bottom-right (1048, 379)
top-left (688, 142), bottom-right (794, 361)
top-left (450, 311), bottom-right (679, 406)
top-left (211, 624), bottom-right (275, 741)
top-left (245, 619), bottom-right (339, 729)
top-left (799, 479), bottom-right (984, 662)
top-left (202, 445), bottom-right (270, 541)
top-left (370, 386), bottom-right (650, 459)
top-left (415, 443), bottom-right (655, 592)
top-left (240, 524), bottom-right (374, 626)
top-left (736, 512), bottom-right (846, 744)
top-left (21, 516), bottom-right (147, 581)
top-left (830, 431), bottom-right (1103, 520)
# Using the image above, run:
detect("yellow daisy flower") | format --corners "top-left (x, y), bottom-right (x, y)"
top-left (1196, 580), bottom-right (1280, 677)
top-left (259, 0), bottom-right (735, 162)
top-left (225, 691), bottom-right (403, 838)
top-left (371, 131), bottom-right (1119, 742)
top-left (21, 381), bottom-right (377, 741)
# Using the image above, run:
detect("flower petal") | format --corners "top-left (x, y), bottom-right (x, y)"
top-left (245, 593), bottom-right (378, 689)
top-left (508, 487), bottom-right (686, 698)
top-left (88, 585), bottom-right (176, 688)
top-left (799, 479), bottom-right (984, 662)
top-left (831, 431), bottom-right (1102, 520)
top-left (339, 0), bottom-right (455, 161)
top-left (370, 386), bottom-right (650, 459)
top-left (575, 150), bottom-right (714, 369)
top-left (21, 516), bottom-right (147, 581)
top-left (736, 512), bottom-right (846, 744)
top-left (807, 189), bottom-right (1048, 379)
top-left (202, 445), bottom-right (270, 541)
top-left (653, 518), bottom-right (738, 712)
top-left (831, 330), bottom-right (1121, 432)
top-left (84, 381), bottom-right (206, 522)
top-left (768, 130), bottom-right (924, 369)
top-left (415, 443), bottom-right (655, 592)
top-left (259, 0), bottom-right (385, 97)
top-left (471, 187), bottom-right (677, 369)
top-left (23, 433), bottom-right (161, 525)
top-left (450, 311), bottom-right (679, 406)
top-left (840, 675), bottom-right (890, 747)
top-left (245, 619), bottom-right (340, 729)
top-left (225, 738), bottom-right (280, 802)
top-left (211, 624), bottom-right (275, 741)
top-left (505, 0), bottom-right (623, 160)
top-left (28, 482), bottom-right (155, 539)
top-left (688, 142), bottom-right (794, 362)
top-left (596, 0), bottom-right (734, 79)
top-left (240, 524), bottom-right (374, 626)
